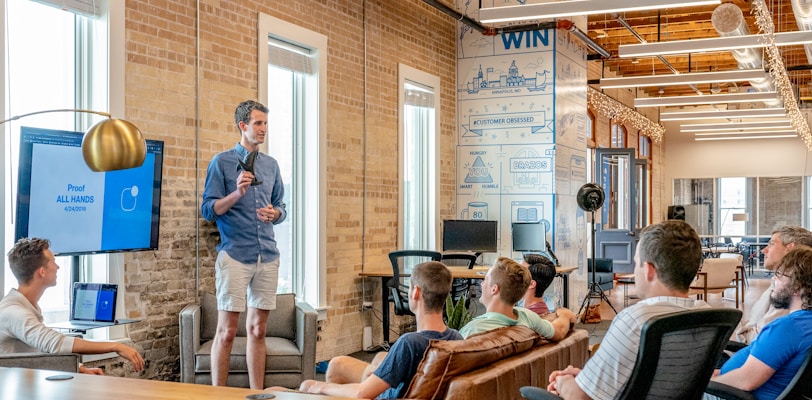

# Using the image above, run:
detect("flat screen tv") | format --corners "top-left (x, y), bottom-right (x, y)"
top-left (15, 126), bottom-right (164, 255)
top-left (442, 219), bottom-right (498, 253)
top-left (512, 222), bottom-right (545, 252)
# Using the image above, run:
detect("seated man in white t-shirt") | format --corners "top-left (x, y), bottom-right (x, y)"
top-left (546, 220), bottom-right (709, 399)
top-left (459, 257), bottom-right (575, 340)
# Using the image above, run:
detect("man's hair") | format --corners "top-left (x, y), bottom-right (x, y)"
top-left (775, 246), bottom-right (812, 310)
top-left (491, 257), bottom-right (532, 305)
top-left (637, 220), bottom-right (702, 291)
top-left (234, 100), bottom-right (268, 132)
top-left (7, 238), bottom-right (51, 285)
top-left (523, 253), bottom-right (556, 297)
top-left (410, 261), bottom-right (452, 311)
top-left (773, 226), bottom-right (812, 248)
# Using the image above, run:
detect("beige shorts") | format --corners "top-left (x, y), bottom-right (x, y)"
top-left (215, 250), bottom-right (279, 312)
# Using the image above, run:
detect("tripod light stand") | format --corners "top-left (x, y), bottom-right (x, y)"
top-left (576, 183), bottom-right (617, 319)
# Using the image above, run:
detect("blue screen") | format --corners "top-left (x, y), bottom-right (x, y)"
top-left (15, 127), bottom-right (164, 255)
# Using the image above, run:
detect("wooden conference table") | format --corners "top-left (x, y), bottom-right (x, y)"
top-left (0, 367), bottom-right (355, 400)
top-left (360, 265), bottom-right (577, 345)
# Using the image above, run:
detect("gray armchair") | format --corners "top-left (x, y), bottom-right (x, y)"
top-left (179, 292), bottom-right (317, 388)
top-left (0, 352), bottom-right (79, 372)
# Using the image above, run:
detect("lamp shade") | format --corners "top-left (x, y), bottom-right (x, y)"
top-left (82, 118), bottom-right (147, 172)
top-left (732, 213), bottom-right (749, 222)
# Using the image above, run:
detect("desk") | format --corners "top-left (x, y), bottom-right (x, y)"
top-left (360, 265), bottom-right (576, 345)
top-left (0, 367), bottom-right (355, 400)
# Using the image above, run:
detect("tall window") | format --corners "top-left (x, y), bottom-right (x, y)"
top-left (259, 14), bottom-right (327, 312)
top-left (3, 0), bottom-right (123, 339)
top-left (718, 177), bottom-right (746, 238)
top-left (611, 121), bottom-right (627, 148)
top-left (638, 134), bottom-right (651, 159)
top-left (399, 65), bottom-right (439, 250)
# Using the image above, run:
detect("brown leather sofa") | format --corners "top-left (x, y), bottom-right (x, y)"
top-left (405, 326), bottom-right (589, 400)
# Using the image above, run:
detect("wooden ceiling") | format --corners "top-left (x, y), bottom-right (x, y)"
top-left (586, 0), bottom-right (812, 100)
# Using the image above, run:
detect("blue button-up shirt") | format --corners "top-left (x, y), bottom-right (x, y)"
top-left (201, 143), bottom-right (287, 264)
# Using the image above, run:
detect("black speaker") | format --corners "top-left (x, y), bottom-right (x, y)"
top-left (667, 205), bottom-right (686, 220)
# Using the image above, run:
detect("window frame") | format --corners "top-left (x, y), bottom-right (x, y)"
top-left (1, 0), bottom-right (126, 341)
top-left (257, 13), bottom-right (327, 317)
top-left (398, 64), bottom-right (440, 250)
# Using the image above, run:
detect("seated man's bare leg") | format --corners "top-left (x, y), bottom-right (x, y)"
top-left (325, 356), bottom-right (370, 384)
top-left (360, 351), bottom-right (389, 381)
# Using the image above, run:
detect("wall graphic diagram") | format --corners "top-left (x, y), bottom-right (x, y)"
top-left (455, 0), bottom-right (589, 307)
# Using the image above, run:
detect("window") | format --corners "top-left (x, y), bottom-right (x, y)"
top-left (258, 14), bottom-right (327, 313)
top-left (718, 178), bottom-right (746, 238)
top-left (610, 121), bottom-right (627, 148)
top-left (2, 0), bottom-right (124, 339)
top-left (587, 110), bottom-right (596, 148)
top-left (399, 64), bottom-right (439, 250)
top-left (638, 134), bottom-right (651, 160)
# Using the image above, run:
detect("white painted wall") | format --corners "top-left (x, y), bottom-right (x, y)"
top-left (663, 110), bottom-right (812, 219)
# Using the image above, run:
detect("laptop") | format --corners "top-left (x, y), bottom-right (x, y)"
top-left (49, 283), bottom-right (136, 331)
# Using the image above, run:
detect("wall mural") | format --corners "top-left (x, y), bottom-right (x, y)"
top-left (456, 0), bottom-right (588, 308)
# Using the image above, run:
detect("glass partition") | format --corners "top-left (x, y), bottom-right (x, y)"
top-left (673, 176), bottom-right (804, 239)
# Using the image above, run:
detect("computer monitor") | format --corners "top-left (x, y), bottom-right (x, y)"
top-left (442, 219), bottom-right (498, 253)
top-left (512, 222), bottom-right (546, 252)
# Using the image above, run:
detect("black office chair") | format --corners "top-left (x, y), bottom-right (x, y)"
top-left (705, 345), bottom-right (812, 400)
top-left (388, 250), bottom-right (442, 316)
top-left (441, 253), bottom-right (478, 305)
top-left (519, 308), bottom-right (742, 400)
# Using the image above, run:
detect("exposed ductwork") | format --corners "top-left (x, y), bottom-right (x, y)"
top-left (711, 4), bottom-right (775, 96)
top-left (790, 0), bottom-right (812, 63)
top-left (421, 0), bottom-right (610, 58)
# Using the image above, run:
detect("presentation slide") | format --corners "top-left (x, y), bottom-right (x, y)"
top-left (19, 127), bottom-right (158, 255)
top-left (74, 288), bottom-right (99, 320)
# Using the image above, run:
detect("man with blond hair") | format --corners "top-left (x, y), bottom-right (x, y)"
top-left (460, 257), bottom-right (575, 340)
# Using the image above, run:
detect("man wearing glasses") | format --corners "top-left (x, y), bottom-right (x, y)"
top-left (734, 226), bottom-right (812, 343)
top-left (711, 247), bottom-right (812, 399)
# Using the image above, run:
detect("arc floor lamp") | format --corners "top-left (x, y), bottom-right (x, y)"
top-left (0, 109), bottom-right (146, 172)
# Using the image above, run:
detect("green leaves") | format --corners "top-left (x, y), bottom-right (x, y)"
top-left (445, 292), bottom-right (472, 330)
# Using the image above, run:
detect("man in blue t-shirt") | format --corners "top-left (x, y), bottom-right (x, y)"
top-left (712, 247), bottom-right (812, 400)
top-left (296, 261), bottom-right (462, 399)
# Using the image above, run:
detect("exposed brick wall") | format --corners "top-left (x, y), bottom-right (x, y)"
top-left (92, 0), bottom-right (456, 381)
top-left (92, 0), bottom-right (663, 382)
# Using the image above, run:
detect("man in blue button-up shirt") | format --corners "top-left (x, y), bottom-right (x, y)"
top-left (201, 100), bottom-right (287, 389)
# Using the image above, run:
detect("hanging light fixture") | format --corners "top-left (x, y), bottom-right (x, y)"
top-left (0, 109), bottom-right (147, 172)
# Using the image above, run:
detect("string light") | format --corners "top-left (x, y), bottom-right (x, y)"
top-left (587, 87), bottom-right (665, 143)
top-left (752, 0), bottom-right (812, 149)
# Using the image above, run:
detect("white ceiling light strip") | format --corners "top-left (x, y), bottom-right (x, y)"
top-left (680, 121), bottom-right (794, 132)
top-left (695, 134), bottom-right (797, 141)
top-left (600, 69), bottom-right (768, 89)
top-left (479, 0), bottom-right (721, 24)
top-left (659, 108), bottom-right (787, 121)
top-left (694, 130), bottom-right (797, 136)
top-left (635, 91), bottom-right (778, 107)
top-left (618, 31), bottom-right (812, 57)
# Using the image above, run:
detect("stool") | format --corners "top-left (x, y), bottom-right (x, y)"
top-left (616, 274), bottom-right (637, 307)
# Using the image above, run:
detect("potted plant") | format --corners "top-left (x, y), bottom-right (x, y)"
top-left (444, 291), bottom-right (472, 330)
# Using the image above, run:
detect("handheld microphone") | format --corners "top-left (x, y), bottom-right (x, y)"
top-left (545, 240), bottom-right (561, 267)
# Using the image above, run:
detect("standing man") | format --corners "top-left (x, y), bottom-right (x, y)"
top-left (547, 220), bottom-right (708, 399)
top-left (0, 238), bottom-right (145, 374)
top-left (734, 226), bottom-right (812, 343)
top-left (460, 257), bottom-right (575, 340)
top-left (202, 100), bottom-right (287, 389)
top-left (294, 261), bottom-right (462, 398)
